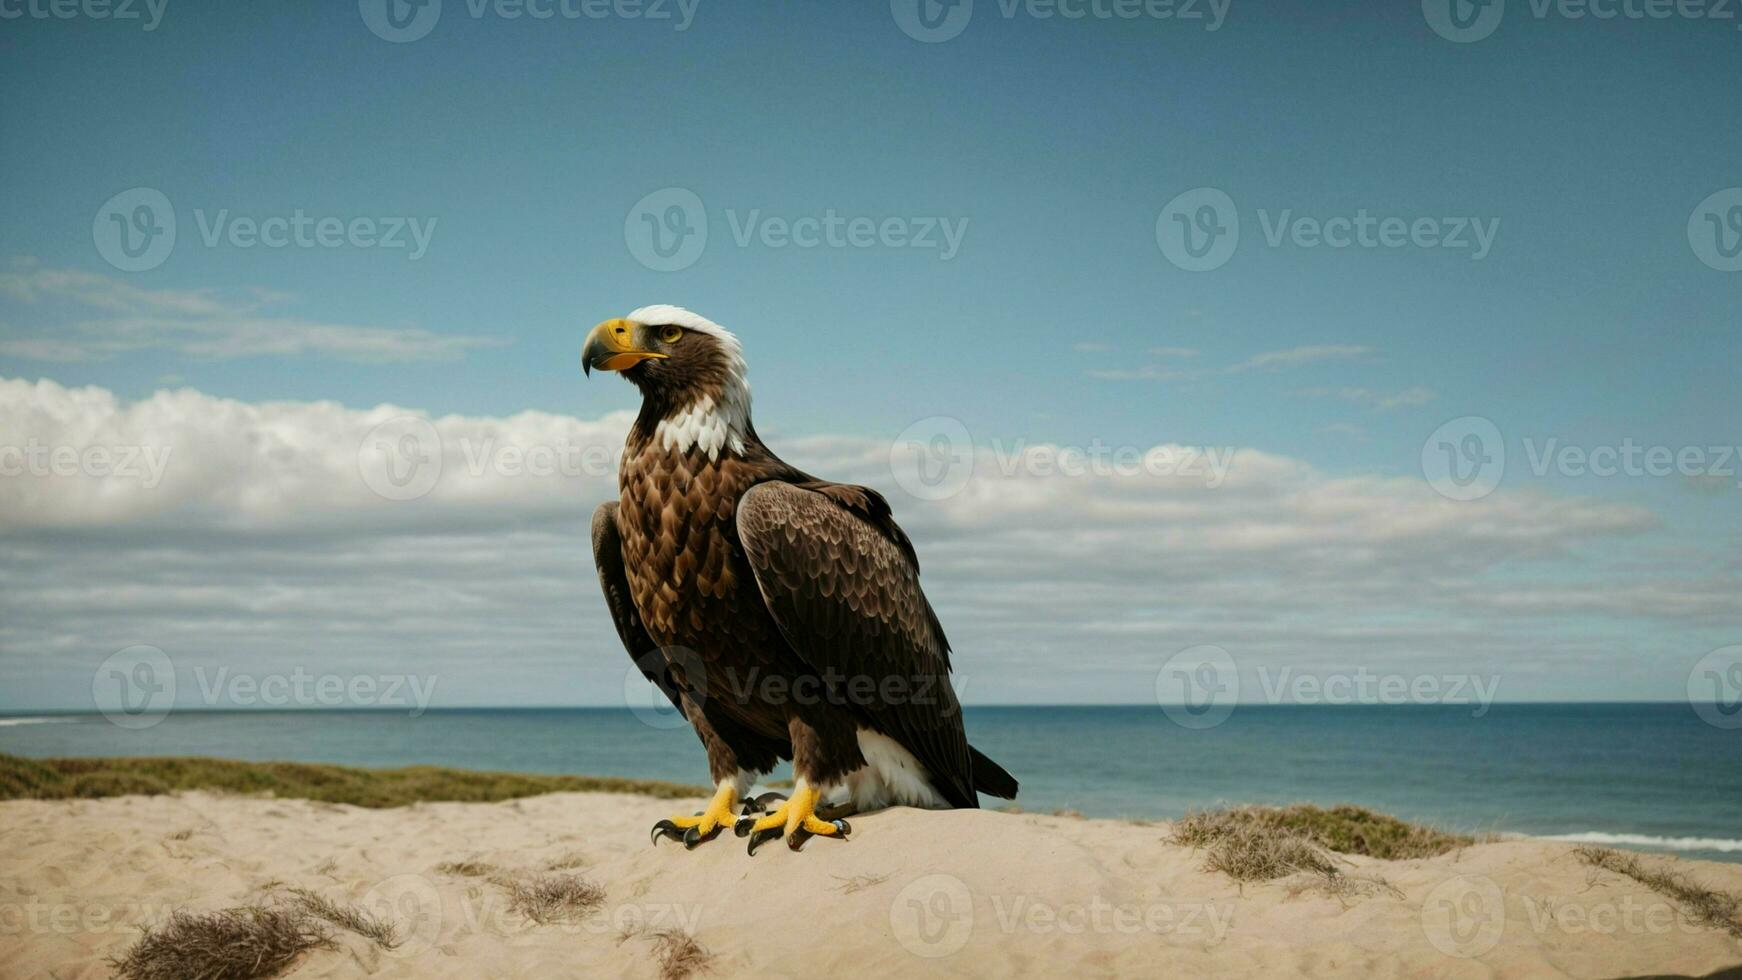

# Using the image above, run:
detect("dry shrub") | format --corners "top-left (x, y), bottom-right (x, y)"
top-left (1284, 870), bottom-right (1404, 904)
top-left (435, 860), bottom-right (497, 877)
top-left (544, 851), bottom-right (588, 871)
top-left (282, 888), bottom-right (399, 948)
top-left (1174, 804), bottom-right (1473, 861)
top-left (1197, 823), bottom-right (1339, 882)
top-left (491, 872), bottom-right (605, 925)
top-left (650, 930), bottom-right (712, 980)
top-left (0, 751), bottom-right (706, 807)
top-left (1576, 846), bottom-right (1742, 939)
top-left (833, 873), bottom-right (890, 895)
top-left (110, 907), bottom-right (333, 980)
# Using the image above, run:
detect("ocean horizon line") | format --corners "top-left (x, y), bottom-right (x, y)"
top-left (0, 699), bottom-right (1721, 719)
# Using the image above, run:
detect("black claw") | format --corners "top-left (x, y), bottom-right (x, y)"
top-left (734, 813), bottom-right (755, 838)
top-left (747, 824), bottom-right (783, 856)
top-left (682, 825), bottom-right (721, 850)
top-left (787, 819), bottom-right (852, 852)
top-left (650, 820), bottom-right (686, 846)
top-left (751, 792), bottom-right (788, 809)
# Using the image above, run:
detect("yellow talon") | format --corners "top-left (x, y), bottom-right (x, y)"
top-left (651, 781), bottom-right (740, 848)
top-left (746, 782), bottom-right (850, 854)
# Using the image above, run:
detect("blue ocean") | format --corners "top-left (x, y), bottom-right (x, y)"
top-left (3, 704), bottom-right (1738, 863)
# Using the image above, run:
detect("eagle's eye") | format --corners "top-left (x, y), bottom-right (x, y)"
top-left (659, 326), bottom-right (682, 344)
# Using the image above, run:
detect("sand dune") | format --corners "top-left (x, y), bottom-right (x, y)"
top-left (3, 790), bottom-right (1740, 978)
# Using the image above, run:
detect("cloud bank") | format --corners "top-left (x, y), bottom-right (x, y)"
top-left (1, 376), bottom-right (1734, 709)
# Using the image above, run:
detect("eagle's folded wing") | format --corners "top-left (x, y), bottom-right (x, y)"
top-left (592, 501), bottom-right (684, 713)
top-left (735, 481), bottom-right (976, 808)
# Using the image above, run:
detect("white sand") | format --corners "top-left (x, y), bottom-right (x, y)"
top-left (3, 790), bottom-right (1740, 978)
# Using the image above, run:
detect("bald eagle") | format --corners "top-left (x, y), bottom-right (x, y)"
top-left (585, 305), bottom-right (1017, 854)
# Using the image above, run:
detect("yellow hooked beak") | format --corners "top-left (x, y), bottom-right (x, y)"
top-left (582, 318), bottom-right (669, 376)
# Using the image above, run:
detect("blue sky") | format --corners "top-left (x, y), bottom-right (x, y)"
top-left (0, 0), bottom-right (1738, 709)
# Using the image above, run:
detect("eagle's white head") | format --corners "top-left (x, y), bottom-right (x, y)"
top-left (582, 305), bottom-right (752, 459)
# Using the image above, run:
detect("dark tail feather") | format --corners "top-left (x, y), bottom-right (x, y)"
top-left (969, 744), bottom-right (1018, 800)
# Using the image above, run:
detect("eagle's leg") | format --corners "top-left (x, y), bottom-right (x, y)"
top-left (744, 779), bottom-right (851, 854)
top-left (746, 711), bottom-right (858, 854)
top-left (653, 701), bottom-right (768, 849)
top-left (651, 776), bottom-right (748, 849)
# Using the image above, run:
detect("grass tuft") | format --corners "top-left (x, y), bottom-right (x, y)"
top-left (832, 873), bottom-right (890, 894)
top-left (109, 906), bottom-right (334, 980)
top-left (281, 888), bottom-right (399, 949)
top-left (1284, 870), bottom-right (1404, 904)
top-left (490, 872), bottom-right (605, 925)
top-left (0, 752), bottom-right (707, 807)
top-left (649, 930), bottom-right (712, 980)
top-left (1575, 845), bottom-right (1742, 939)
top-left (66, 771), bottom-right (170, 798)
top-left (436, 860), bottom-right (498, 877)
top-left (1198, 823), bottom-right (1339, 882)
top-left (543, 850), bottom-right (588, 871)
top-left (1173, 804), bottom-right (1473, 861)
top-left (1172, 804), bottom-right (1472, 891)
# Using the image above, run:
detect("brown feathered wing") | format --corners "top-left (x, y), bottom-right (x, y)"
top-left (735, 481), bottom-right (977, 808)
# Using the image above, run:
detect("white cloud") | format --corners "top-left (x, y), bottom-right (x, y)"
top-left (1085, 365), bottom-right (1201, 382)
top-left (1228, 345), bottom-right (1374, 373)
top-left (1316, 422), bottom-right (1367, 439)
top-left (0, 377), bottom-right (629, 529)
top-left (0, 261), bottom-right (504, 363)
top-left (1297, 385), bottom-right (1439, 411)
top-left (1090, 343), bottom-right (1374, 383)
top-left (1, 376), bottom-right (1733, 708)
